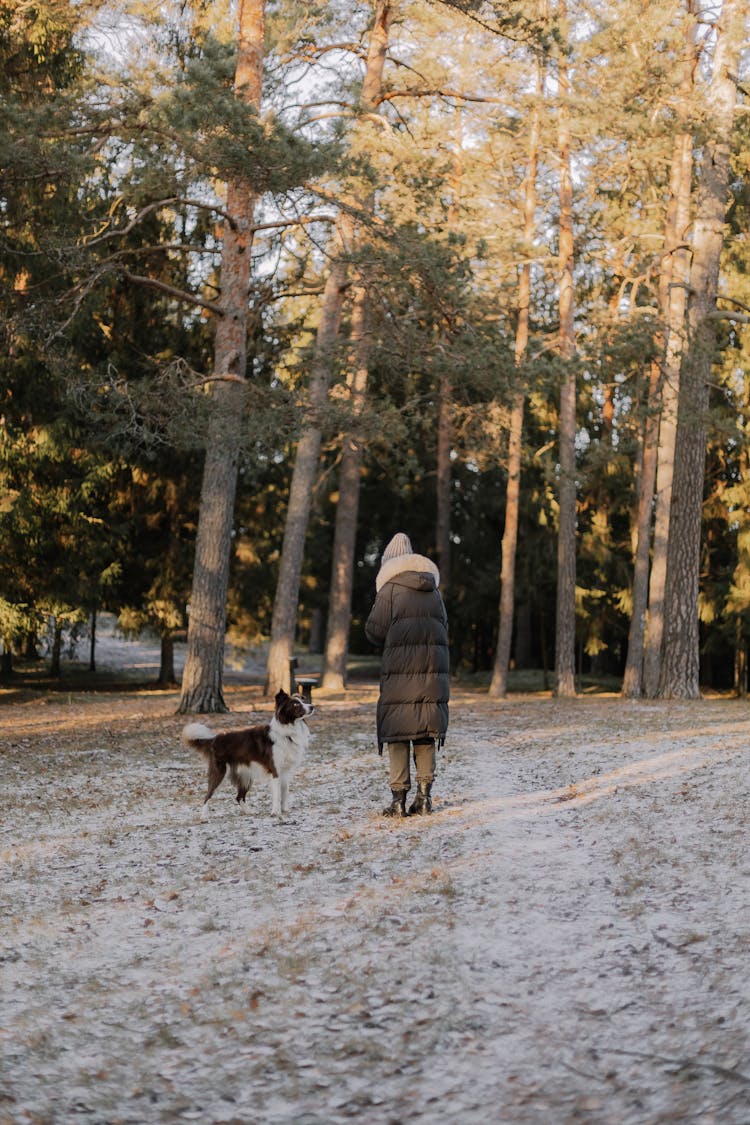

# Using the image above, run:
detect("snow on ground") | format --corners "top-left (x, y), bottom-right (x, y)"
top-left (71, 615), bottom-right (269, 683)
top-left (1, 682), bottom-right (750, 1124)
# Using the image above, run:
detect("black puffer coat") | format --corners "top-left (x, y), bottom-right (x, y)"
top-left (364, 553), bottom-right (450, 751)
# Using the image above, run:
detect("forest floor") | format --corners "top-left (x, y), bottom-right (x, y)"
top-left (1, 655), bottom-right (750, 1123)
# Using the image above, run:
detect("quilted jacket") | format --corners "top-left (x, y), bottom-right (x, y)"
top-left (364, 552), bottom-right (450, 751)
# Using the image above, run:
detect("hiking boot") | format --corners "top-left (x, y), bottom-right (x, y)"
top-left (383, 789), bottom-right (408, 817)
top-left (408, 781), bottom-right (433, 815)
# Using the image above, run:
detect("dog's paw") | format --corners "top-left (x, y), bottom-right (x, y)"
top-left (200, 804), bottom-right (210, 822)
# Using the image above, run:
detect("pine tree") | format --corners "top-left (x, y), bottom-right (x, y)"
top-left (658, 0), bottom-right (746, 698)
top-left (318, 0), bottom-right (396, 693)
top-left (553, 0), bottom-right (577, 697)
top-left (490, 32), bottom-right (544, 698)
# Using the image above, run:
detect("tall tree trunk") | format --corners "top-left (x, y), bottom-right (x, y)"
top-left (320, 0), bottom-right (394, 692)
top-left (554, 1), bottom-right (577, 697)
top-left (641, 11), bottom-right (697, 696)
top-left (623, 10), bottom-right (696, 698)
top-left (658, 0), bottom-right (743, 698)
top-left (489, 49), bottom-right (542, 698)
top-left (731, 371), bottom-right (750, 698)
top-left (178, 0), bottom-right (264, 714)
top-left (735, 618), bottom-right (747, 698)
top-left (621, 356), bottom-right (662, 697)
top-left (264, 226), bottom-right (350, 694)
top-left (435, 132), bottom-right (464, 597)
top-left (320, 293), bottom-right (371, 690)
top-left (642, 132), bottom-right (693, 695)
top-left (436, 370), bottom-right (452, 596)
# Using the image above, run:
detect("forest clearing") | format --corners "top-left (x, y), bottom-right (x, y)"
top-left (2, 3), bottom-right (750, 1116)
top-left (2, 680), bottom-right (750, 1124)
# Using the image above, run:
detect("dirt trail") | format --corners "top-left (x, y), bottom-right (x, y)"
top-left (1, 687), bottom-right (749, 1123)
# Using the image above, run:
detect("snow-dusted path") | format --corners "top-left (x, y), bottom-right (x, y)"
top-left (1, 688), bottom-right (749, 1123)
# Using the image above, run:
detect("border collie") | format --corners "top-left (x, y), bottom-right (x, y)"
top-left (182, 690), bottom-right (313, 820)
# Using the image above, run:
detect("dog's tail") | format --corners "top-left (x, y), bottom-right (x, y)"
top-left (182, 722), bottom-right (216, 755)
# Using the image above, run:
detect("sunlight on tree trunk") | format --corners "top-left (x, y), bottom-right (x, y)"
top-left (264, 226), bottom-right (350, 695)
top-left (642, 142), bottom-right (692, 695)
top-left (436, 371), bottom-right (453, 597)
top-left (490, 37), bottom-right (542, 699)
top-left (554, 0), bottom-right (576, 698)
top-left (642, 17), bottom-right (696, 697)
top-left (624, 10), bottom-right (696, 697)
top-left (320, 0), bottom-right (394, 692)
top-left (320, 296), bottom-right (370, 690)
top-left (727, 371), bottom-right (750, 697)
top-left (658, 0), bottom-right (744, 699)
top-left (179, 0), bottom-right (263, 714)
top-left (621, 357), bottom-right (661, 698)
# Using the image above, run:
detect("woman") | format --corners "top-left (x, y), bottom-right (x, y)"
top-left (365, 532), bottom-right (450, 816)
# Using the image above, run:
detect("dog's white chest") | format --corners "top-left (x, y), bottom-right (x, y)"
top-left (270, 717), bottom-right (309, 772)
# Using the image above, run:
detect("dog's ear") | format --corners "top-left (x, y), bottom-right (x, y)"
top-left (275, 689), bottom-right (288, 703)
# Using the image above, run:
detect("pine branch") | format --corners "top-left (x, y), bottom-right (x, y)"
top-left (278, 41), bottom-right (368, 67)
top-left (718, 295), bottom-right (750, 315)
top-left (428, 0), bottom-right (550, 47)
top-left (711, 310), bottom-right (750, 323)
top-left (375, 87), bottom-right (511, 106)
top-left (115, 269), bottom-right (224, 316)
top-left (83, 197), bottom-right (239, 247)
top-left (251, 213), bottom-right (338, 234)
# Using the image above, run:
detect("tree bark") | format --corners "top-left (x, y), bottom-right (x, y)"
top-left (320, 0), bottom-right (394, 692)
top-left (658, 0), bottom-right (743, 698)
top-left (620, 357), bottom-right (661, 698)
top-left (264, 226), bottom-right (350, 694)
top-left (159, 631), bottom-right (176, 685)
top-left (554, 0), bottom-right (577, 698)
top-left (88, 604), bottom-right (97, 673)
top-left (490, 44), bottom-right (542, 699)
top-left (624, 11), bottom-right (697, 697)
top-left (50, 619), bottom-right (62, 678)
top-left (735, 618), bottom-right (747, 698)
top-left (641, 10), bottom-right (698, 696)
top-left (320, 292), bottom-right (371, 690)
top-left (436, 370), bottom-right (452, 596)
top-left (435, 133), bottom-right (464, 598)
top-left (730, 372), bottom-right (750, 698)
top-left (178, 0), bottom-right (264, 713)
top-left (642, 133), bottom-right (693, 696)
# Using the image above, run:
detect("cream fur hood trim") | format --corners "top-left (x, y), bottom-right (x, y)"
top-left (375, 552), bottom-right (440, 593)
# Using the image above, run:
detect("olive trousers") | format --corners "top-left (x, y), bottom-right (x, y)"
top-left (387, 738), bottom-right (436, 792)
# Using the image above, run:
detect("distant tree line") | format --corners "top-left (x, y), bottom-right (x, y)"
top-left (1, 0), bottom-right (748, 706)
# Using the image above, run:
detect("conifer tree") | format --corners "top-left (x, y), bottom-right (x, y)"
top-left (317, 0), bottom-right (396, 693)
top-left (624, 1), bottom-right (698, 698)
top-left (178, 0), bottom-right (265, 713)
top-left (490, 34), bottom-right (544, 698)
top-left (658, 0), bottom-right (746, 698)
top-left (264, 0), bottom-right (396, 696)
top-left (553, 0), bottom-right (577, 697)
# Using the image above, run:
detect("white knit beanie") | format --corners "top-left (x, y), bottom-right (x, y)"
top-left (382, 532), bottom-right (413, 563)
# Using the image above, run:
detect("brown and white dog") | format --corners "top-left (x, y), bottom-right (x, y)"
top-left (182, 690), bottom-right (313, 820)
